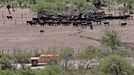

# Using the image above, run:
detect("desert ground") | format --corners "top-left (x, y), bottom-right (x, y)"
top-left (0, 8), bottom-right (134, 53)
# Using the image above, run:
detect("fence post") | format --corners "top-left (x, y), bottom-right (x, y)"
top-left (31, 49), bottom-right (33, 55)
top-left (2, 13), bottom-right (4, 18)
top-left (7, 49), bottom-right (9, 55)
top-left (1, 49), bottom-right (4, 54)
top-left (24, 49), bottom-right (26, 53)
top-left (0, 49), bottom-right (1, 54)
top-left (13, 49), bottom-right (16, 56)
top-left (21, 13), bottom-right (23, 18)
top-left (3, 20), bottom-right (5, 24)
top-left (15, 20), bottom-right (16, 25)
top-left (41, 49), bottom-right (43, 54)
top-left (22, 20), bottom-right (25, 25)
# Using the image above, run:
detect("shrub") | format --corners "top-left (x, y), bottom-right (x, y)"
top-left (35, 65), bottom-right (61, 75)
top-left (0, 70), bottom-right (16, 75)
top-left (100, 55), bottom-right (134, 75)
top-left (0, 54), bottom-right (12, 70)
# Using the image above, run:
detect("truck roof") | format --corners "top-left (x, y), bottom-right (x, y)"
top-left (40, 54), bottom-right (59, 57)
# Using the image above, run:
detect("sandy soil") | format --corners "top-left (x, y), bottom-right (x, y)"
top-left (0, 8), bottom-right (134, 53)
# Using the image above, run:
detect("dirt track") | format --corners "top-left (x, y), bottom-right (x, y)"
top-left (0, 8), bottom-right (134, 52)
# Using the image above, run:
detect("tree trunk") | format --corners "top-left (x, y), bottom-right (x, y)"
top-left (64, 60), bottom-right (69, 69)
top-left (8, 8), bottom-right (11, 14)
top-left (33, 0), bottom-right (36, 4)
top-left (12, 4), bottom-right (15, 11)
top-left (19, 2), bottom-right (22, 8)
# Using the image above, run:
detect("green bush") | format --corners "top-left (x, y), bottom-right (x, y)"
top-left (35, 65), bottom-right (61, 75)
top-left (101, 28), bottom-right (121, 51)
top-left (17, 67), bottom-right (35, 75)
top-left (0, 70), bottom-right (16, 75)
top-left (76, 46), bottom-right (101, 59)
top-left (60, 69), bottom-right (89, 75)
top-left (0, 54), bottom-right (12, 70)
top-left (60, 47), bottom-right (74, 69)
top-left (100, 55), bottom-right (134, 75)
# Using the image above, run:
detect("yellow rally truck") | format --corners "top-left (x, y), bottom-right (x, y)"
top-left (31, 54), bottom-right (59, 66)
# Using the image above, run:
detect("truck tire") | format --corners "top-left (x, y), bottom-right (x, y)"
top-left (31, 60), bottom-right (38, 66)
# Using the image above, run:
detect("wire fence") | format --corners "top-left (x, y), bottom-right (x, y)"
top-left (0, 48), bottom-right (53, 55)
top-left (0, 47), bottom-right (85, 56)
top-left (0, 12), bottom-right (37, 25)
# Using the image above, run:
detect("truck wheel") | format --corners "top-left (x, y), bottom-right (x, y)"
top-left (48, 59), bottom-right (57, 65)
top-left (32, 60), bottom-right (38, 66)
top-left (48, 60), bottom-right (53, 64)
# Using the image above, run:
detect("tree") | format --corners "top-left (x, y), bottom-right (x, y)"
top-left (92, 0), bottom-right (102, 9)
top-left (6, 4), bottom-right (11, 14)
top-left (76, 46), bottom-right (101, 69)
top-left (0, 0), bottom-right (9, 3)
top-left (101, 28), bottom-right (134, 57)
top-left (32, 0), bottom-right (36, 4)
top-left (100, 55), bottom-right (134, 75)
top-left (77, 46), bottom-right (101, 59)
top-left (30, 0), bottom-right (95, 15)
top-left (0, 54), bottom-right (12, 70)
top-left (13, 50), bottom-right (31, 69)
top-left (59, 47), bottom-right (74, 69)
top-left (101, 28), bottom-right (121, 51)
top-left (30, 0), bottom-right (66, 15)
